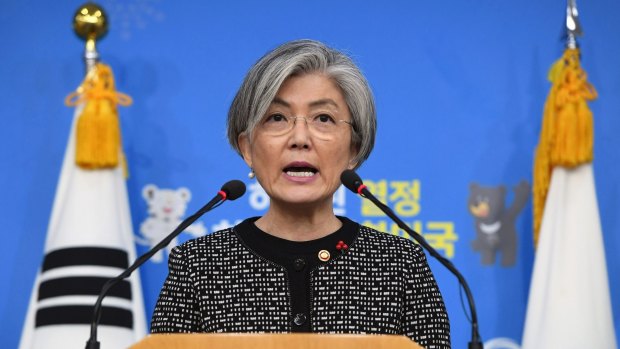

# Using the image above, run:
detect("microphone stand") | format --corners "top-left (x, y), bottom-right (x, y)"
top-left (85, 191), bottom-right (226, 349)
top-left (354, 182), bottom-right (483, 349)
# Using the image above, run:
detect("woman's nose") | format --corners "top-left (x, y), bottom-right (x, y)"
top-left (288, 116), bottom-right (311, 149)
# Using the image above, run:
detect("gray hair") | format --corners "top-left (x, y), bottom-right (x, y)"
top-left (227, 39), bottom-right (376, 168)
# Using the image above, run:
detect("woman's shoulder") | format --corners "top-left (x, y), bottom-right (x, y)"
top-left (174, 226), bottom-right (238, 255)
top-left (356, 223), bottom-right (424, 257)
top-left (173, 217), bottom-right (259, 253)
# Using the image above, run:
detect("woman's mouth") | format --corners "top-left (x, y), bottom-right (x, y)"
top-left (283, 162), bottom-right (318, 178)
top-left (284, 166), bottom-right (317, 177)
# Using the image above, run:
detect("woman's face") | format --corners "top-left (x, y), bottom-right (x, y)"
top-left (239, 73), bottom-right (357, 209)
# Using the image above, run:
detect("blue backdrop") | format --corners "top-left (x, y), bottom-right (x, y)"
top-left (1, 1), bottom-right (619, 348)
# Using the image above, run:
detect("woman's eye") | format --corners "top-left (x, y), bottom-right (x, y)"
top-left (316, 114), bottom-right (336, 123)
top-left (266, 114), bottom-right (287, 122)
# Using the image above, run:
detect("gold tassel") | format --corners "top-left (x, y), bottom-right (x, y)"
top-left (532, 48), bottom-right (597, 246)
top-left (65, 63), bottom-right (132, 171)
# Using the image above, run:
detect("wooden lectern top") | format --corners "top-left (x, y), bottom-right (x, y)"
top-left (130, 333), bottom-right (423, 349)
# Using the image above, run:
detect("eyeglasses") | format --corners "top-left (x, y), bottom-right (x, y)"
top-left (258, 113), bottom-right (353, 139)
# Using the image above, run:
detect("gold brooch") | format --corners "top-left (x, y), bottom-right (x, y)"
top-left (318, 250), bottom-right (331, 262)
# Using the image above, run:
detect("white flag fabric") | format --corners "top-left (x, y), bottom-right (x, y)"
top-left (19, 105), bottom-right (147, 349)
top-left (522, 164), bottom-right (617, 349)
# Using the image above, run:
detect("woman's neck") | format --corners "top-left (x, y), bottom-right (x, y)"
top-left (255, 201), bottom-right (342, 242)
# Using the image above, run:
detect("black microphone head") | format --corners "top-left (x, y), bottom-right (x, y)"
top-left (221, 180), bottom-right (246, 201)
top-left (340, 169), bottom-right (364, 194)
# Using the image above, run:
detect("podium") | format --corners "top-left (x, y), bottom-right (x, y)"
top-left (130, 333), bottom-right (423, 349)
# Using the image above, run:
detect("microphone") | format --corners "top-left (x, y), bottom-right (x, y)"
top-left (85, 180), bottom-right (246, 349)
top-left (341, 170), bottom-right (483, 349)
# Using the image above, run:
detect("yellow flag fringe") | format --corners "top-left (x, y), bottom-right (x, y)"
top-left (533, 48), bottom-right (597, 246)
top-left (65, 63), bottom-right (132, 170)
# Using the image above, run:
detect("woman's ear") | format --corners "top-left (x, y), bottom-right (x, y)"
top-left (348, 144), bottom-right (360, 169)
top-left (347, 158), bottom-right (358, 170)
top-left (238, 132), bottom-right (253, 167)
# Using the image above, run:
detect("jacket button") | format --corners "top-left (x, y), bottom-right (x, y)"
top-left (293, 258), bottom-right (306, 271)
top-left (293, 313), bottom-right (307, 326)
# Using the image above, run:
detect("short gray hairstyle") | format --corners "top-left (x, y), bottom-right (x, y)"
top-left (227, 39), bottom-right (376, 168)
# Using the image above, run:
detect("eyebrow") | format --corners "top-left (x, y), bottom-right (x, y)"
top-left (271, 97), bottom-right (339, 109)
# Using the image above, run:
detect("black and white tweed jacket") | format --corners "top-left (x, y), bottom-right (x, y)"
top-left (151, 220), bottom-right (451, 349)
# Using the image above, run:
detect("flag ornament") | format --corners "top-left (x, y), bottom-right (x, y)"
top-left (532, 48), bottom-right (597, 245)
top-left (65, 63), bottom-right (132, 170)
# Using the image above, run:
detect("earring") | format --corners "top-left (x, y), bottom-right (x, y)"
top-left (248, 168), bottom-right (255, 179)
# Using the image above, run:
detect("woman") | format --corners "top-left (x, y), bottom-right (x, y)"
top-left (151, 39), bottom-right (451, 348)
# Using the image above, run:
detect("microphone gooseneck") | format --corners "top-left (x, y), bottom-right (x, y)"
top-left (340, 170), bottom-right (483, 349)
top-left (85, 180), bottom-right (247, 349)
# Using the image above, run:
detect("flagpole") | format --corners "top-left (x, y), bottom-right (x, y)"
top-left (565, 0), bottom-right (582, 49)
top-left (72, 3), bottom-right (108, 73)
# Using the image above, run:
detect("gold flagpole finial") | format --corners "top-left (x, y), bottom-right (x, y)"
top-left (73, 2), bottom-right (108, 72)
